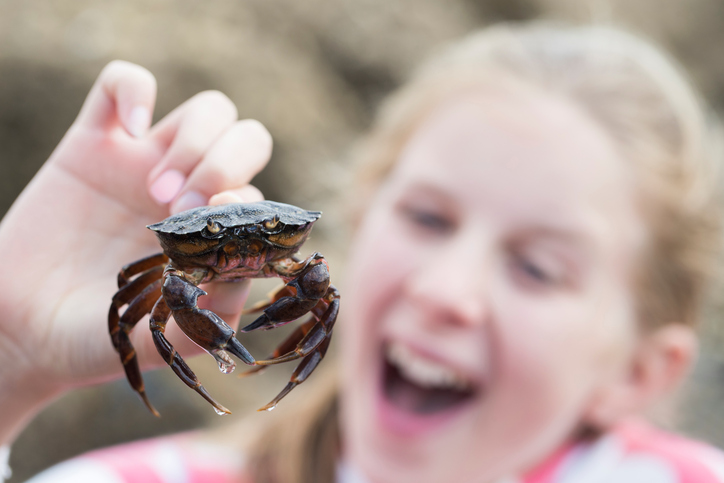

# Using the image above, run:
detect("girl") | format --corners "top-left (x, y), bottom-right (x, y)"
top-left (4, 22), bottom-right (724, 483)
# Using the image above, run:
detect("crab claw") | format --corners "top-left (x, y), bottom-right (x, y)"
top-left (241, 313), bottom-right (274, 332)
top-left (224, 335), bottom-right (255, 365)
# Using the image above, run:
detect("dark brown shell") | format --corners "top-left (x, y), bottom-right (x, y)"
top-left (147, 201), bottom-right (321, 235)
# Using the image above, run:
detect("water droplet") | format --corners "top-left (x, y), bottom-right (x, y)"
top-left (214, 407), bottom-right (228, 416)
top-left (211, 349), bottom-right (236, 374)
top-left (217, 360), bottom-right (235, 374)
top-left (265, 405), bottom-right (276, 412)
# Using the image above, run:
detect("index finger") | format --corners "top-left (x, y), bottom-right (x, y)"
top-left (74, 60), bottom-right (156, 138)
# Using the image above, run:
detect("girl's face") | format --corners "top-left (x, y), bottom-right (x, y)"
top-left (340, 85), bottom-right (648, 483)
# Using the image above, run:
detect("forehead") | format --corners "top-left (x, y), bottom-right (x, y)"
top-left (386, 85), bottom-right (647, 256)
top-left (398, 88), bottom-right (633, 209)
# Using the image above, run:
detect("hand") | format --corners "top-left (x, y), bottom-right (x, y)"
top-left (0, 61), bottom-right (272, 441)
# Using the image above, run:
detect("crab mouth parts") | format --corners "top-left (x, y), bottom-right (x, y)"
top-left (382, 342), bottom-right (478, 415)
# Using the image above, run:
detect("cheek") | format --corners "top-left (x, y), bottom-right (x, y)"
top-left (496, 324), bottom-right (596, 405)
top-left (494, 281), bottom-right (636, 409)
top-left (341, 214), bottom-right (417, 359)
top-left (476, 304), bottom-right (606, 462)
top-left (344, 214), bottom-right (422, 321)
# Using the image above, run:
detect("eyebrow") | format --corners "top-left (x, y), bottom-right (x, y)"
top-left (515, 224), bottom-right (590, 242)
top-left (508, 224), bottom-right (596, 265)
top-left (388, 180), bottom-right (457, 208)
top-left (395, 180), bottom-right (446, 196)
top-left (517, 219), bottom-right (597, 242)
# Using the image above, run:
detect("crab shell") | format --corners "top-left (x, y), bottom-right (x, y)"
top-left (147, 201), bottom-right (322, 265)
top-left (148, 201), bottom-right (321, 234)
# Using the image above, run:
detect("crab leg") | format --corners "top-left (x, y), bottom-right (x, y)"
top-left (110, 265), bottom-right (164, 314)
top-left (258, 336), bottom-right (332, 412)
top-left (148, 295), bottom-right (232, 416)
top-left (117, 252), bottom-right (168, 288)
top-left (109, 277), bottom-right (163, 416)
top-left (253, 286), bottom-right (339, 366)
top-left (237, 315), bottom-right (319, 379)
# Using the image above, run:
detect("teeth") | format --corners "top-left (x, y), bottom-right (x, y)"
top-left (386, 342), bottom-right (473, 391)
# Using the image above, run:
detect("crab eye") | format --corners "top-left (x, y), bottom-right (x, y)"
top-left (206, 218), bottom-right (222, 234)
top-left (263, 216), bottom-right (280, 230)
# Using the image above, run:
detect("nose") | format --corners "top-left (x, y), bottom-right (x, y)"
top-left (404, 230), bottom-right (490, 327)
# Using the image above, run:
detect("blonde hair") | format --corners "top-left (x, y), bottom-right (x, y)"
top-left (247, 22), bottom-right (722, 483)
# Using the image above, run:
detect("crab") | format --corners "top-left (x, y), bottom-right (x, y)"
top-left (108, 200), bottom-right (340, 416)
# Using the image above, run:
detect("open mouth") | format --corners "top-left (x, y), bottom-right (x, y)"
top-left (382, 342), bottom-right (478, 415)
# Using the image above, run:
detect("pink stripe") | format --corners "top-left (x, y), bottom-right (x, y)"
top-left (78, 436), bottom-right (246, 483)
top-left (83, 441), bottom-right (167, 483)
top-left (617, 421), bottom-right (723, 483)
top-left (522, 443), bottom-right (575, 483)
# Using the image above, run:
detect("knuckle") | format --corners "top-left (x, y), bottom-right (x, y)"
top-left (197, 166), bottom-right (228, 192)
top-left (237, 119), bottom-right (273, 153)
top-left (240, 185), bottom-right (265, 202)
top-left (100, 59), bottom-right (130, 76)
top-left (193, 90), bottom-right (238, 120)
top-left (134, 66), bottom-right (157, 90)
top-left (101, 60), bottom-right (155, 86)
top-left (182, 135), bottom-right (210, 161)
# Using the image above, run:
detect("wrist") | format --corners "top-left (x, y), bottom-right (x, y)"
top-left (0, 346), bottom-right (64, 446)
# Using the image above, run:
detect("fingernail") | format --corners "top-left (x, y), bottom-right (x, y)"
top-left (126, 106), bottom-right (151, 138)
top-left (171, 190), bottom-right (208, 214)
top-left (149, 169), bottom-right (185, 204)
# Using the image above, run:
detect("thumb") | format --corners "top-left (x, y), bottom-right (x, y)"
top-left (75, 60), bottom-right (157, 138)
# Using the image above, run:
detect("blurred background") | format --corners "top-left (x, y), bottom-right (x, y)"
top-left (3, 0), bottom-right (724, 480)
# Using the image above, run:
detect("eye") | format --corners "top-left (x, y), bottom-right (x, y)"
top-left (515, 257), bottom-right (550, 283)
top-left (263, 216), bottom-right (280, 230)
top-left (206, 218), bottom-right (223, 235)
top-left (509, 253), bottom-right (564, 290)
top-left (399, 205), bottom-right (454, 234)
top-left (261, 215), bottom-right (284, 234)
